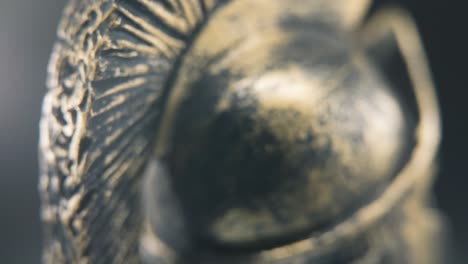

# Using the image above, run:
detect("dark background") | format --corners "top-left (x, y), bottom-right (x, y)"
top-left (0, 0), bottom-right (465, 263)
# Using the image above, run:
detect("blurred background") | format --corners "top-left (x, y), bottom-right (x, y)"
top-left (0, 0), bottom-right (465, 263)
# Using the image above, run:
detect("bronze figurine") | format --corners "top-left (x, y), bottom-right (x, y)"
top-left (39, 0), bottom-right (445, 263)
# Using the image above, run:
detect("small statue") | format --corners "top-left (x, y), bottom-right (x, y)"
top-left (39, 0), bottom-right (445, 263)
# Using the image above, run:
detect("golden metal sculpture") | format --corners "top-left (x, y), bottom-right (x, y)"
top-left (39, 0), bottom-right (444, 263)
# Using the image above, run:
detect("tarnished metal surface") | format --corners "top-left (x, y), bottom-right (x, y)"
top-left (39, 0), bottom-right (444, 263)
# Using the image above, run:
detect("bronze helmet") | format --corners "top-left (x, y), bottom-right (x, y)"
top-left (39, 0), bottom-right (444, 263)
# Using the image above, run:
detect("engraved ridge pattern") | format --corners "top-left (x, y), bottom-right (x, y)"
top-left (39, 0), bottom-right (222, 262)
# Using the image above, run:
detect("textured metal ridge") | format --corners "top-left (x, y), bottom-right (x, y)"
top-left (39, 0), bottom-right (224, 262)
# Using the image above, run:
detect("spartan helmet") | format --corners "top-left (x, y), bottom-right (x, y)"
top-left (40, 0), bottom-right (444, 263)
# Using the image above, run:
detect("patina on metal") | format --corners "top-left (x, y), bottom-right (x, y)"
top-left (39, 0), bottom-right (444, 263)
